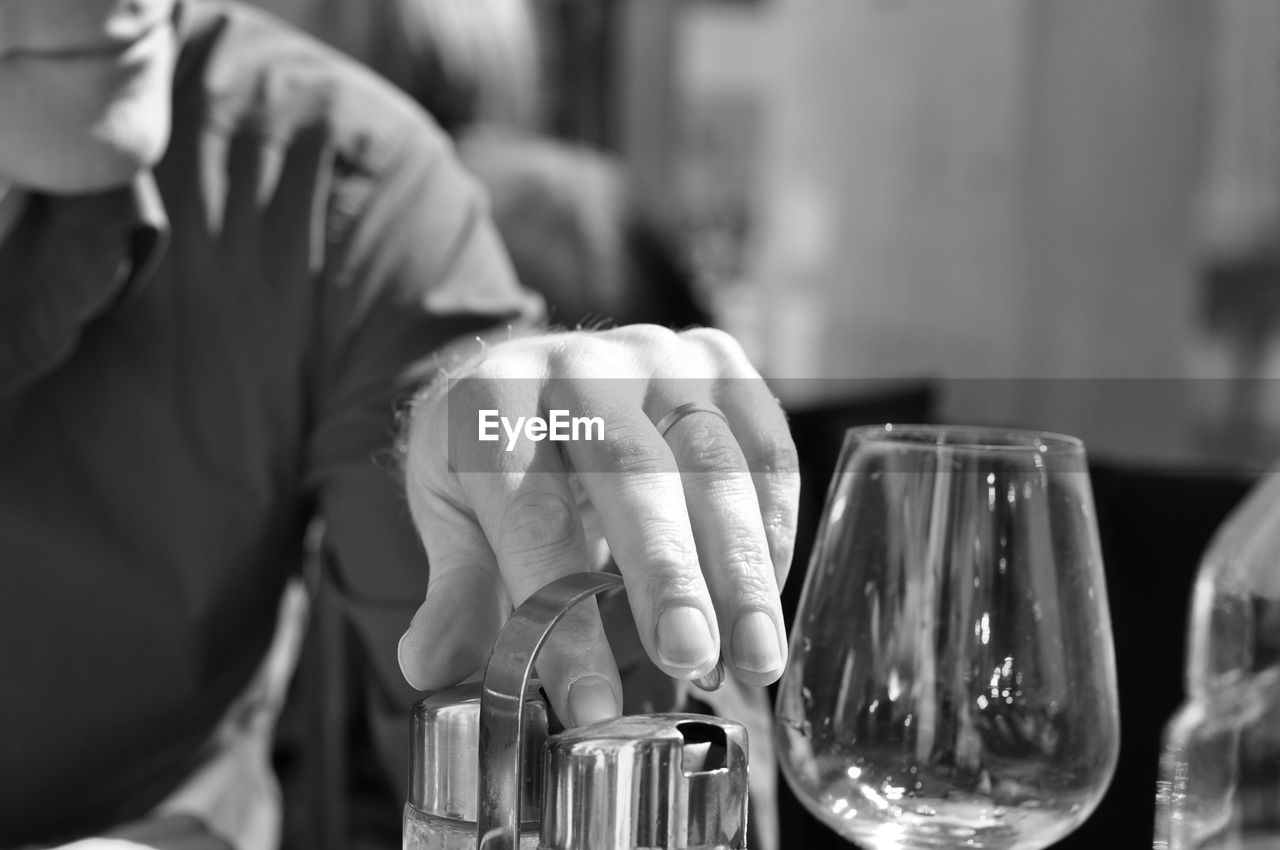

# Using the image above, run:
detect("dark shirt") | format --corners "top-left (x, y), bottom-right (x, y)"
top-left (0, 2), bottom-right (538, 842)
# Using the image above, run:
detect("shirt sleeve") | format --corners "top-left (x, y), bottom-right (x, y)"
top-left (302, 106), bottom-right (543, 801)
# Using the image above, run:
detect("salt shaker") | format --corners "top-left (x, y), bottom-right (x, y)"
top-left (402, 681), bottom-right (550, 849)
top-left (403, 571), bottom-right (751, 850)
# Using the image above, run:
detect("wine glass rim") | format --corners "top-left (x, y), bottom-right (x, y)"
top-left (848, 423), bottom-right (1085, 454)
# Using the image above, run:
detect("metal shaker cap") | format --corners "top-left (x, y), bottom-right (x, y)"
top-left (540, 713), bottom-right (749, 850)
top-left (408, 681), bottom-right (551, 824)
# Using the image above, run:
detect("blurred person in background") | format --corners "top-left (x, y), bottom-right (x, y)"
top-left (0, 1), bottom-right (798, 849)
top-left (249, 0), bottom-right (540, 135)
top-left (456, 128), bottom-right (711, 330)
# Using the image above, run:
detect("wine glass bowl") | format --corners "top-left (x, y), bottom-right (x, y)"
top-left (776, 425), bottom-right (1120, 849)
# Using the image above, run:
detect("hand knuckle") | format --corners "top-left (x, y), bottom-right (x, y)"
top-left (446, 376), bottom-right (497, 427)
top-left (698, 472), bottom-right (755, 509)
top-left (467, 350), bottom-right (527, 382)
top-left (498, 489), bottom-right (581, 558)
top-left (756, 432), bottom-right (801, 476)
top-left (680, 327), bottom-right (744, 361)
top-left (638, 562), bottom-right (705, 602)
top-left (597, 426), bottom-right (675, 474)
top-left (721, 553), bottom-right (776, 594)
top-left (677, 421), bottom-right (745, 471)
top-left (711, 537), bottom-right (762, 572)
top-left (548, 334), bottom-right (612, 375)
top-left (616, 323), bottom-right (680, 347)
top-left (628, 524), bottom-right (698, 575)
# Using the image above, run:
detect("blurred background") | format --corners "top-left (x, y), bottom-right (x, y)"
top-left (235, 0), bottom-right (1279, 847)
top-left (250, 0), bottom-right (1280, 468)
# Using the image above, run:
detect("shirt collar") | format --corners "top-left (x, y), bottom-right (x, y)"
top-left (120, 172), bottom-right (171, 297)
top-left (0, 173), bottom-right (170, 398)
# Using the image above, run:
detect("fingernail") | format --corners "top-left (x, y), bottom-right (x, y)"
top-left (568, 676), bottom-right (619, 726)
top-left (657, 605), bottom-right (718, 671)
top-left (693, 658), bottom-right (725, 693)
top-left (397, 631), bottom-right (416, 688)
top-left (732, 611), bottom-right (784, 674)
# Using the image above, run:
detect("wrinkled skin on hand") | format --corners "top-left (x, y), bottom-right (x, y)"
top-left (398, 325), bottom-right (800, 728)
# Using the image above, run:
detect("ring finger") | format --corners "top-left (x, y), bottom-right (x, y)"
top-left (651, 397), bottom-right (787, 686)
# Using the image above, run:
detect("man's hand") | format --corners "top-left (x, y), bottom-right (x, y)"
top-left (398, 325), bottom-right (799, 728)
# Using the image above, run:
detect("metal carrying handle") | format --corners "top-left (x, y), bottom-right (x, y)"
top-left (477, 571), bottom-right (626, 850)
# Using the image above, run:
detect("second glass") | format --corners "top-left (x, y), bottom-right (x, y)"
top-left (776, 424), bottom-right (1120, 849)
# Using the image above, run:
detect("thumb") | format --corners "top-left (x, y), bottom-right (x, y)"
top-left (398, 562), bottom-right (509, 691)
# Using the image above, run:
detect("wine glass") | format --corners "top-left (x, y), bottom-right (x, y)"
top-left (776, 424), bottom-right (1119, 849)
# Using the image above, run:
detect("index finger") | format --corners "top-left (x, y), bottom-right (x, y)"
top-left (404, 376), bottom-right (625, 728)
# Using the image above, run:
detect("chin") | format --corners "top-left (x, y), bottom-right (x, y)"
top-left (45, 72), bottom-right (175, 194)
top-left (0, 29), bottom-right (176, 195)
top-left (0, 129), bottom-right (171, 197)
top-left (73, 115), bottom-right (172, 193)
top-left (26, 143), bottom-right (168, 199)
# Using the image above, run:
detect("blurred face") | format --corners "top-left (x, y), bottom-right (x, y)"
top-left (0, 0), bottom-right (178, 192)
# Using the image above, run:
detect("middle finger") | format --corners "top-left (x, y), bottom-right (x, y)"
top-left (549, 381), bottom-right (721, 683)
